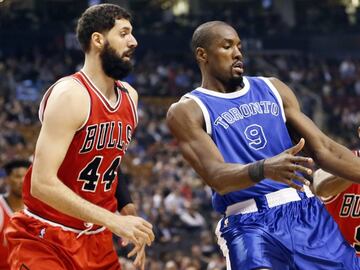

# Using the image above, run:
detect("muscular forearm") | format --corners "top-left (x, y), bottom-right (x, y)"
top-left (205, 162), bottom-right (255, 195)
top-left (314, 141), bottom-right (360, 183)
top-left (31, 177), bottom-right (118, 229)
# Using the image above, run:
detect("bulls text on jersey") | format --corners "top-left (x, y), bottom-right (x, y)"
top-left (80, 121), bottom-right (132, 154)
top-left (340, 193), bottom-right (360, 218)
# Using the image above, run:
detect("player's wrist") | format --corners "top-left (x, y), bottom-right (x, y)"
top-left (248, 159), bottom-right (265, 183)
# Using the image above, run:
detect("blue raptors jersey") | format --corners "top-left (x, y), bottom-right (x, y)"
top-left (185, 76), bottom-right (294, 214)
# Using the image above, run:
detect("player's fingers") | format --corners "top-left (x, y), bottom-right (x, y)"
top-left (142, 220), bottom-right (153, 230)
top-left (134, 229), bottom-right (152, 246)
top-left (137, 225), bottom-right (155, 243)
top-left (289, 172), bottom-right (311, 186)
top-left (284, 179), bottom-right (304, 191)
top-left (134, 246), bottom-right (145, 268)
top-left (291, 156), bottom-right (313, 165)
top-left (127, 234), bottom-right (140, 247)
top-left (286, 138), bottom-right (305, 155)
top-left (289, 164), bottom-right (312, 176)
top-left (127, 245), bottom-right (140, 258)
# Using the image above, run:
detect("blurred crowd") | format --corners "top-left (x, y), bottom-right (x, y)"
top-left (0, 48), bottom-right (359, 269)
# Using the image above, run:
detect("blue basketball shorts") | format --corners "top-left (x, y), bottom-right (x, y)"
top-left (215, 197), bottom-right (360, 270)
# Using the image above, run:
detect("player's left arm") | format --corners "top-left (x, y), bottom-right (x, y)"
top-left (270, 77), bottom-right (360, 183)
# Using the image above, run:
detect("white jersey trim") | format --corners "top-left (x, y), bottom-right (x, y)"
top-left (38, 77), bottom-right (91, 131)
top-left (23, 207), bottom-right (106, 235)
top-left (215, 219), bottom-right (232, 270)
top-left (322, 193), bottom-right (340, 204)
top-left (259, 77), bottom-right (287, 123)
top-left (80, 70), bottom-right (121, 112)
top-left (124, 90), bottom-right (138, 126)
top-left (194, 77), bottom-right (250, 99)
top-left (184, 93), bottom-right (212, 135)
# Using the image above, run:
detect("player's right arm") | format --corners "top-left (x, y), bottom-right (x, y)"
top-left (30, 79), bottom-right (154, 247)
top-left (166, 98), bottom-right (313, 195)
top-left (312, 169), bottom-right (352, 198)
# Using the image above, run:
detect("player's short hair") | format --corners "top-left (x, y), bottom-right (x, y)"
top-left (3, 159), bottom-right (31, 176)
top-left (191, 21), bottom-right (231, 54)
top-left (76, 4), bottom-right (132, 52)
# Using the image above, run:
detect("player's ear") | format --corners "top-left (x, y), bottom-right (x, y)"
top-left (357, 126), bottom-right (360, 138)
top-left (196, 47), bottom-right (207, 63)
top-left (91, 32), bottom-right (105, 51)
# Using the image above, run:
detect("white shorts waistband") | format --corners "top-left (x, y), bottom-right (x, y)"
top-left (225, 186), bottom-right (314, 216)
top-left (23, 208), bottom-right (106, 235)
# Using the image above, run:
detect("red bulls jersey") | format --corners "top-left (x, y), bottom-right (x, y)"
top-left (324, 150), bottom-right (360, 255)
top-left (0, 196), bottom-right (13, 269)
top-left (23, 71), bottom-right (138, 230)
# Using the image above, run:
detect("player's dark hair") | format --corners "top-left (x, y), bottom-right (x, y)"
top-left (76, 4), bottom-right (132, 52)
top-left (3, 159), bottom-right (31, 176)
top-left (191, 21), bottom-right (230, 54)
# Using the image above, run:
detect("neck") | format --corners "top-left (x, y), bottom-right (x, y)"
top-left (6, 194), bottom-right (23, 212)
top-left (82, 54), bottom-right (115, 99)
top-left (201, 73), bottom-right (243, 93)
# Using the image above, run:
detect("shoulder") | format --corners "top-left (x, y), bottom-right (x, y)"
top-left (167, 97), bottom-right (204, 129)
top-left (266, 77), bottom-right (300, 109)
top-left (121, 81), bottom-right (138, 106)
top-left (49, 77), bottom-right (90, 103)
top-left (43, 78), bottom-right (90, 128)
top-left (167, 97), bottom-right (202, 120)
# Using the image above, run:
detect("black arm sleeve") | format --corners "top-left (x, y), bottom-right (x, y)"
top-left (115, 169), bottom-right (133, 211)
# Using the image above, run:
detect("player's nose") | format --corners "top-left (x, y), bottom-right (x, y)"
top-left (128, 34), bottom-right (138, 48)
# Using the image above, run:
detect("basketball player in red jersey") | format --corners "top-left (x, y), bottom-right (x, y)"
top-left (0, 160), bottom-right (30, 270)
top-left (5, 4), bottom-right (154, 270)
top-left (313, 127), bottom-right (360, 256)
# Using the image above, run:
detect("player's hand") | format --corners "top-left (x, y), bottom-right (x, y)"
top-left (127, 243), bottom-right (146, 270)
top-left (109, 215), bottom-right (154, 248)
top-left (263, 138), bottom-right (313, 191)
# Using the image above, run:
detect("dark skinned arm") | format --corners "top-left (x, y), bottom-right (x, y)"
top-left (271, 77), bottom-right (360, 183)
top-left (166, 98), bottom-right (313, 195)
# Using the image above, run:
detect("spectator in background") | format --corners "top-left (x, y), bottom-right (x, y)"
top-left (0, 159), bottom-right (31, 270)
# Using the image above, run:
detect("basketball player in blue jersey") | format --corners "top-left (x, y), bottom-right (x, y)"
top-left (166, 21), bottom-right (360, 270)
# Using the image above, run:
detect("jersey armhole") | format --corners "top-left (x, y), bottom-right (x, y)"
top-left (118, 81), bottom-right (138, 127)
top-left (322, 193), bottom-right (340, 204)
top-left (183, 93), bottom-right (212, 135)
top-left (259, 77), bottom-right (287, 123)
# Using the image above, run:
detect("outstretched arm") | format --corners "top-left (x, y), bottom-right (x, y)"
top-left (166, 98), bottom-right (313, 195)
top-left (272, 77), bottom-right (360, 183)
top-left (31, 79), bottom-right (154, 249)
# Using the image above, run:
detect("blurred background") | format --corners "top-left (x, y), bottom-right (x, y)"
top-left (0, 0), bottom-right (359, 269)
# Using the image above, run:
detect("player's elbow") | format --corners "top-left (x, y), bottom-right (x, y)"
top-left (30, 171), bottom-right (52, 201)
top-left (202, 173), bottom-right (228, 195)
top-left (30, 176), bottom-right (45, 200)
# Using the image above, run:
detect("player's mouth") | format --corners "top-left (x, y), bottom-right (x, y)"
top-left (232, 61), bottom-right (244, 74)
top-left (122, 50), bottom-right (134, 60)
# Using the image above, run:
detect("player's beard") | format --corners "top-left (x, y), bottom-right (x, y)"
top-left (228, 76), bottom-right (244, 90)
top-left (100, 41), bottom-right (133, 80)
